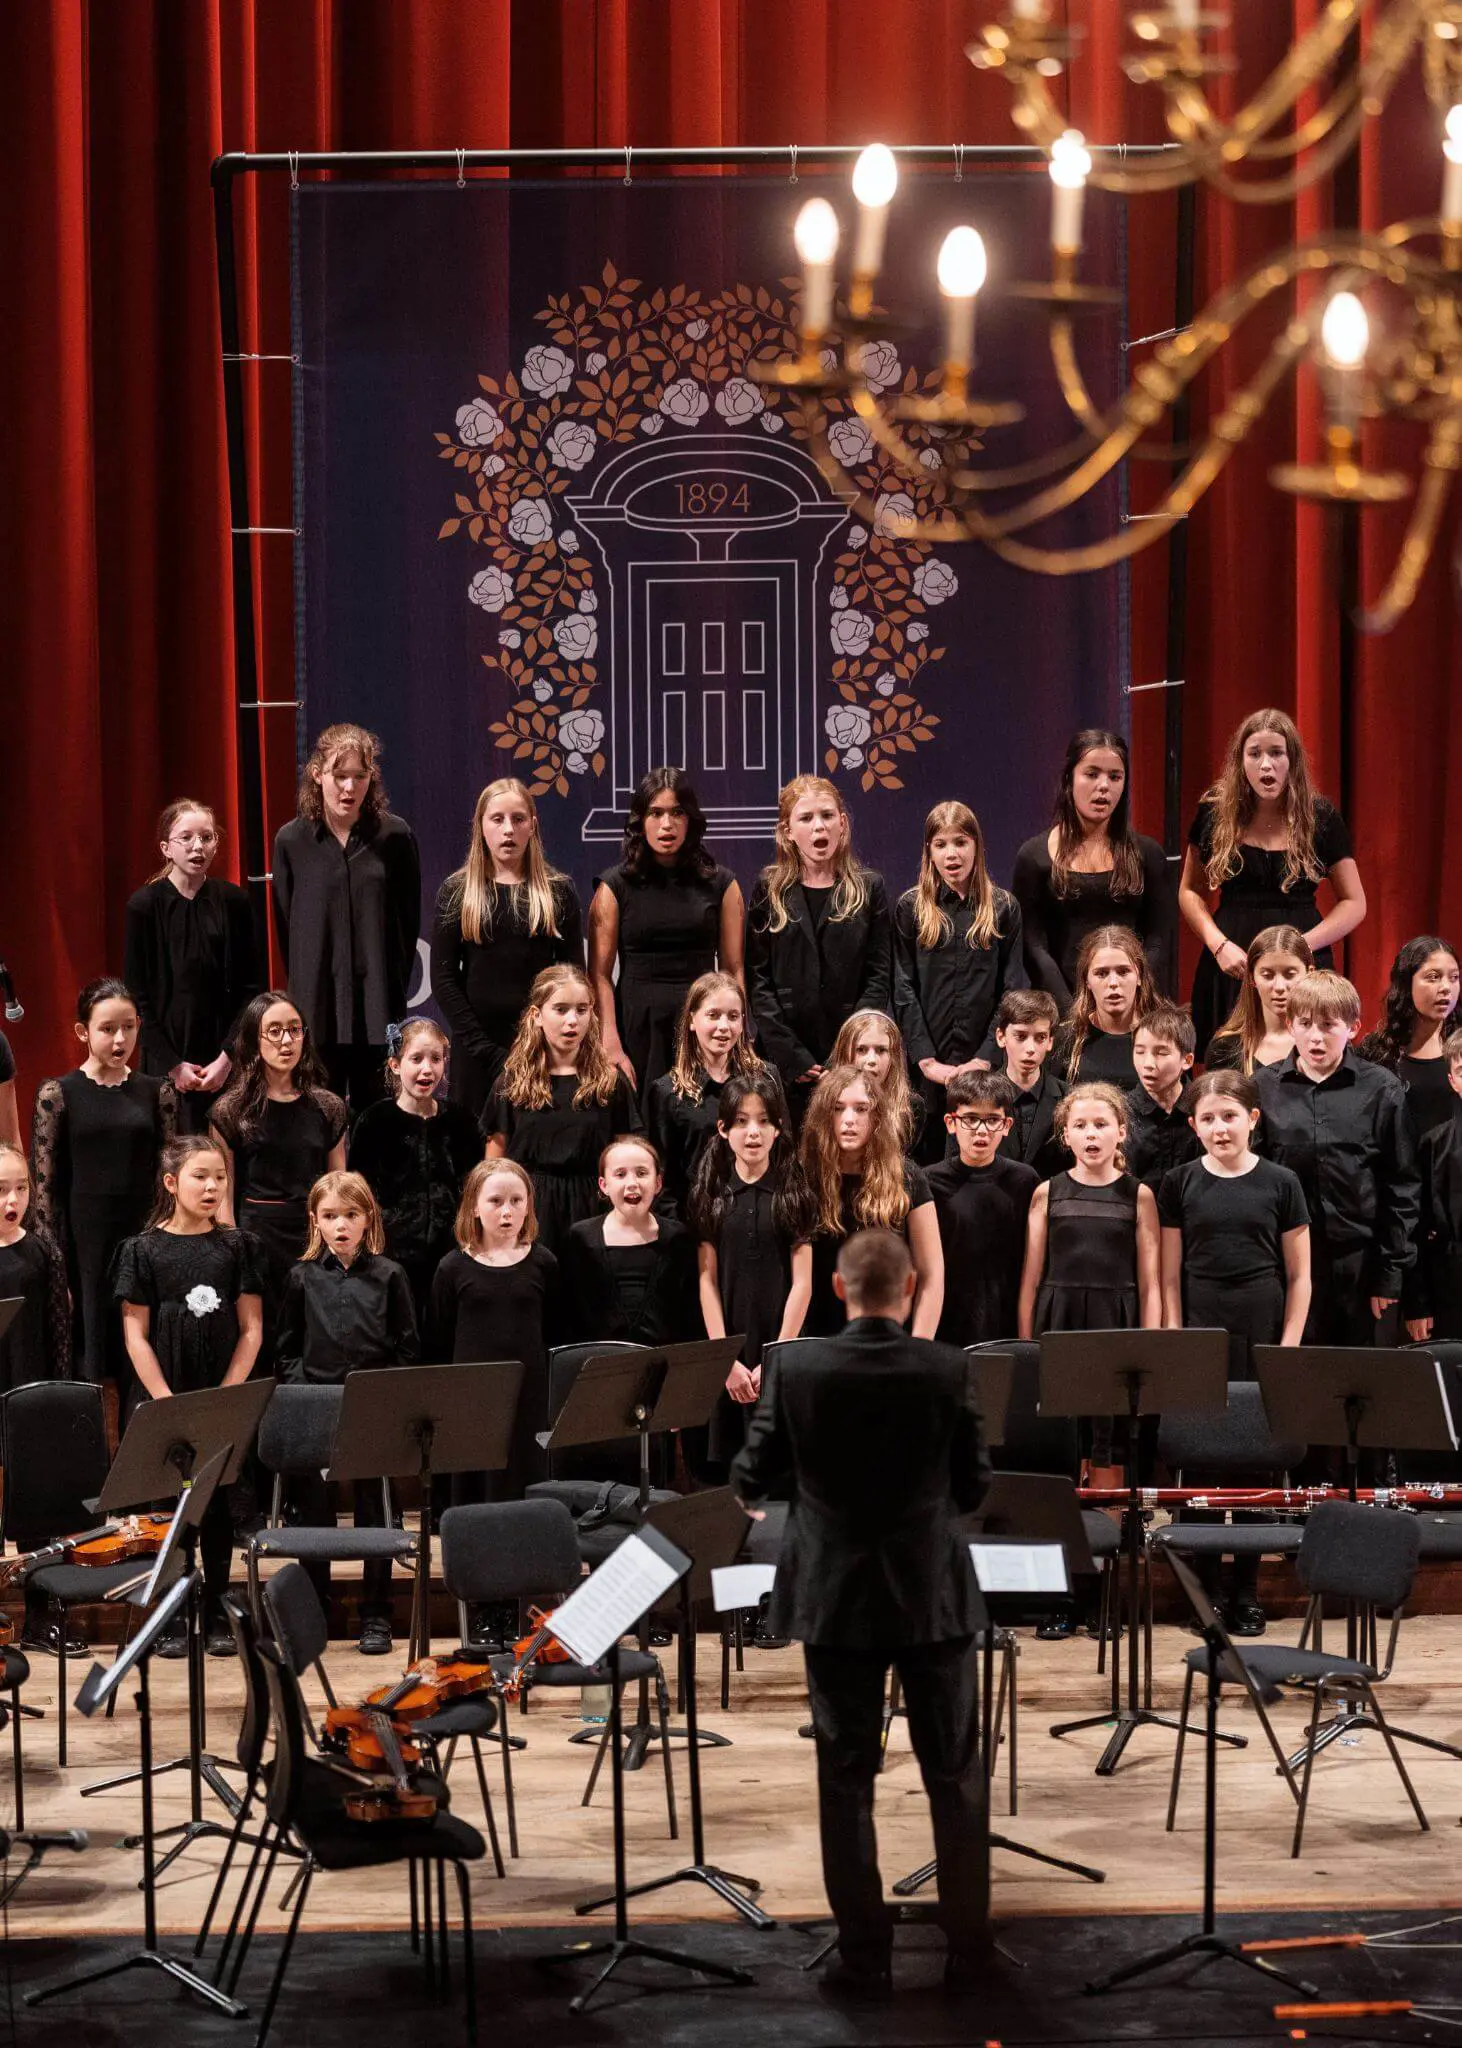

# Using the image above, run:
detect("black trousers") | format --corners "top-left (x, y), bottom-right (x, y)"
top-left (802, 1635), bottom-right (988, 1968)
top-left (289, 1472), bottom-right (395, 1625)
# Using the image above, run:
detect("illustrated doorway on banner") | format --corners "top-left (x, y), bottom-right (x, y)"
top-left (574, 434), bottom-right (848, 844)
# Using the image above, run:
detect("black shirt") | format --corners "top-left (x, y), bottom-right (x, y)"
top-left (272, 812), bottom-right (421, 1047)
top-left (1255, 1050), bottom-right (1420, 1295)
top-left (927, 1153), bottom-right (1037, 1345)
top-left (1397, 1053), bottom-right (1456, 1148)
top-left (429, 878), bottom-right (584, 1114)
top-left (1010, 833), bottom-right (1176, 1008)
top-left (806, 1161), bottom-right (933, 1337)
top-left (124, 875), bottom-right (262, 1074)
top-left (997, 1068), bottom-right (1067, 1180)
top-left (1054, 1023), bottom-right (1138, 1092)
top-left (1157, 1157), bottom-right (1309, 1291)
top-left (646, 1071), bottom-right (726, 1215)
top-left (560, 1216), bottom-right (699, 1347)
top-left (275, 1248), bottom-right (420, 1384)
top-left (1123, 1084), bottom-right (1200, 1192)
top-left (211, 1091), bottom-right (348, 1207)
top-left (893, 885), bottom-right (1027, 1068)
top-left (347, 1097), bottom-right (483, 1288)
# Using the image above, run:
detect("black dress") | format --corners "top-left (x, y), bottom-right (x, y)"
top-left (1011, 834), bottom-right (1176, 1009)
top-left (0, 1231), bottom-right (71, 1389)
top-left (271, 811), bottom-right (421, 1054)
top-left (927, 1155), bottom-right (1037, 1346)
top-left (31, 1070), bottom-right (176, 1384)
top-left (429, 1244), bottom-right (560, 1497)
top-left (209, 1090), bottom-right (348, 1315)
top-left (560, 1216), bottom-right (699, 1347)
top-left (1396, 1054), bottom-right (1456, 1148)
top-left (112, 1227), bottom-right (265, 1411)
top-left (646, 1070), bottom-right (727, 1215)
top-left (1052, 1023), bottom-right (1139, 1092)
top-left (1157, 1157), bottom-right (1308, 1378)
top-left (701, 1173), bottom-right (804, 1463)
top-left (347, 1097), bottom-right (483, 1322)
top-left (429, 878), bottom-right (584, 1119)
top-left (894, 885), bottom-right (1028, 1161)
top-left (1034, 1172), bottom-right (1141, 1333)
top-left (124, 875), bottom-right (262, 1134)
top-left (482, 1074), bottom-right (641, 1259)
top-left (597, 861), bottom-right (734, 1104)
top-left (806, 1161), bottom-right (932, 1337)
top-left (1186, 798), bottom-right (1353, 1053)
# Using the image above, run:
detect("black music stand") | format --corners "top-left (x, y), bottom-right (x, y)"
top-left (965, 1349), bottom-right (1014, 1448)
top-left (1087, 1549), bottom-right (1319, 2001)
top-left (1041, 1328), bottom-right (1230, 1776)
top-left (537, 1524), bottom-right (753, 2014)
top-left (83, 1381), bottom-right (275, 1852)
top-left (1255, 1344), bottom-right (1460, 1764)
top-left (328, 1360), bottom-right (525, 1662)
top-left (575, 1487), bottom-right (770, 1927)
top-left (543, 1337), bottom-right (742, 1767)
top-left (26, 1506), bottom-right (246, 2016)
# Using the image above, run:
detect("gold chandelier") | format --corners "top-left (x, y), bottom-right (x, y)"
top-left (753, 1), bottom-right (1462, 631)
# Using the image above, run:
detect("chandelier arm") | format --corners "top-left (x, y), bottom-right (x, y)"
top-left (1357, 411), bottom-right (1462, 633)
top-left (1047, 316), bottom-right (1193, 462)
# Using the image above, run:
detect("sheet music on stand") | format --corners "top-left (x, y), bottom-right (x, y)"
top-left (548, 1525), bottom-right (691, 1667)
top-left (970, 1541), bottom-right (1070, 1597)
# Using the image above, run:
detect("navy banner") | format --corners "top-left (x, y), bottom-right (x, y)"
top-left (293, 174), bottom-right (1129, 1001)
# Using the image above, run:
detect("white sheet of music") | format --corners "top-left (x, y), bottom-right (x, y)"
top-left (549, 1532), bottom-right (685, 1666)
top-left (710, 1563), bottom-right (776, 1613)
top-left (970, 1541), bottom-right (1070, 1595)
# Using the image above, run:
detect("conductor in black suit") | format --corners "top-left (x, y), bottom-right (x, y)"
top-left (732, 1227), bottom-right (992, 1999)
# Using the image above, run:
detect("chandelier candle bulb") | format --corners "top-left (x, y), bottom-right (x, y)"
top-left (1049, 129), bottom-right (1093, 254)
top-left (1444, 134), bottom-right (1462, 227)
top-left (850, 144), bottom-right (898, 290)
top-left (1320, 289), bottom-right (1368, 440)
top-left (1170, 0), bottom-right (1200, 28)
top-left (793, 197), bottom-right (839, 343)
top-left (937, 225), bottom-right (987, 379)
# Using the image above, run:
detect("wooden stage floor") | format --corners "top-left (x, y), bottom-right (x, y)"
top-left (7, 1614), bottom-right (1462, 1940)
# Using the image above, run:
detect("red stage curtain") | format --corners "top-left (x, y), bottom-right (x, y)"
top-left (1, 0), bottom-right (1457, 1112)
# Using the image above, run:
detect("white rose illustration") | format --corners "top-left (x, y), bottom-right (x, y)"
top-left (659, 378), bottom-right (709, 426)
top-left (761, 411), bottom-right (784, 433)
top-left (919, 447), bottom-right (943, 471)
top-left (521, 344), bottom-right (574, 397)
top-left (507, 496), bottom-right (553, 548)
top-left (858, 338), bottom-right (902, 391)
top-left (480, 454), bottom-right (505, 477)
top-left (532, 677), bottom-right (553, 702)
top-left (913, 558), bottom-right (959, 605)
top-left (874, 491), bottom-right (917, 539)
top-left (875, 672), bottom-right (897, 697)
top-left (847, 524), bottom-right (868, 548)
top-left (558, 708), bottom-right (605, 761)
top-left (641, 414), bottom-right (664, 436)
top-left (686, 318), bottom-right (710, 340)
top-left (498, 629), bottom-right (522, 649)
top-left (579, 590), bottom-right (598, 613)
top-left (908, 621), bottom-right (929, 643)
top-left (842, 746), bottom-right (866, 769)
top-left (585, 351), bottom-right (607, 374)
top-left (825, 703), bottom-right (872, 751)
top-left (828, 416), bottom-right (874, 468)
top-left (819, 348), bottom-right (838, 374)
top-left (455, 398), bottom-right (503, 447)
top-left (714, 377), bottom-right (764, 425)
top-left (186, 1284), bottom-right (222, 1320)
top-left (548, 419), bottom-right (597, 473)
top-left (559, 529), bottom-right (579, 552)
top-left (469, 564), bottom-right (514, 613)
top-left (553, 614), bottom-right (598, 663)
top-left (566, 753), bottom-right (588, 774)
top-left (829, 585), bottom-right (849, 611)
top-left (829, 609), bottom-right (875, 658)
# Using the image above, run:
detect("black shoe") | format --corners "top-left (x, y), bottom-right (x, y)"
top-left (648, 1624), bottom-right (673, 1649)
top-left (798, 1721), bottom-right (816, 1740)
top-left (19, 1620), bottom-right (89, 1658)
top-left (750, 1592), bottom-right (789, 1650)
top-left (1035, 1613), bottom-right (1074, 1641)
top-left (820, 1959), bottom-right (892, 2004)
top-left (206, 1626), bottom-right (238, 1659)
top-left (357, 1617), bottom-right (393, 1656)
top-left (156, 1625), bottom-right (189, 1661)
top-left (1228, 1601), bottom-right (1267, 1637)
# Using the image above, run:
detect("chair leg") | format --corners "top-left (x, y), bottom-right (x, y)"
top-left (453, 1859), bottom-right (478, 2048)
top-left (254, 1856), bottom-right (312, 2048)
top-left (1004, 1636), bottom-right (1019, 1816)
top-left (55, 1621), bottom-right (67, 1768)
top-left (1366, 1687), bottom-right (1430, 1835)
top-left (214, 1819), bottom-right (272, 1987)
top-left (228, 1830), bottom-right (282, 1996)
top-left (437, 1860), bottom-right (450, 1999)
top-left (1095, 1558), bottom-right (1110, 1677)
top-left (194, 1779), bottom-right (255, 1956)
top-left (10, 1683), bottom-right (24, 1831)
top-left (409, 1859), bottom-right (419, 1951)
top-left (655, 1665), bottom-right (679, 1841)
top-left (582, 1716), bottom-right (613, 1808)
top-left (1166, 1664), bottom-right (1194, 1833)
top-left (720, 1630), bottom-right (730, 1713)
top-left (496, 1705), bottom-right (519, 1859)
top-left (470, 1739), bottom-right (505, 1878)
top-left (989, 1642), bottom-right (1009, 1790)
top-left (1292, 1683), bottom-right (1326, 1858)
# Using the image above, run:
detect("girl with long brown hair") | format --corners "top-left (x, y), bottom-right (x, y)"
top-left (1053, 926), bottom-right (1159, 1089)
top-left (1012, 730), bottom-right (1176, 1007)
top-left (272, 722), bottom-right (421, 1112)
top-left (1359, 936), bottom-right (1462, 1144)
top-left (646, 971), bottom-right (757, 1211)
top-left (1179, 708), bottom-right (1365, 1054)
top-left (430, 777), bottom-right (584, 1119)
top-left (746, 776), bottom-right (893, 1118)
top-left (482, 964), bottom-right (640, 1256)
top-left (1204, 924), bottom-right (1314, 1074)
top-left (798, 1064), bottom-right (943, 1338)
top-left (124, 798), bottom-right (262, 1134)
top-left (830, 1007), bottom-right (921, 1154)
top-left (895, 799), bottom-right (1027, 1158)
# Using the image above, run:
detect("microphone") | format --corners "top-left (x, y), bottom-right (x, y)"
top-left (0, 1828), bottom-right (88, 1857)
top-left (0, 962), bottom-right (22, 1023)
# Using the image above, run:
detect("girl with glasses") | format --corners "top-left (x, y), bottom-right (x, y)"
top-left (124, 800), bottom-right (262, 1134)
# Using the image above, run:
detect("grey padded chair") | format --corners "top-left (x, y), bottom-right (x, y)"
top-left (1166, 1501), bottom-right (1428, 1856)
top-left (440, 1500), bottom-right (678, 1854)
top-left (1150, 1380), bottom-right (1307, 1568)
top-left (247, 1384), bottom-right (419, 1641)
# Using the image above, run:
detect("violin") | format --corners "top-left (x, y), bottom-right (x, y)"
top-left (499, 1606), bottom-right (574, 1702)
top-left (321, 1704), bottom-right (426, 1776)
top-left (0, 1615), bottom-right (11, 1649)
top-left (335, 1707), bottom-right (445, 1826)
top-left (354, 1653), bottom-right (496, 1726)
top-left (0, 1513), bottom-right (175, 1588)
